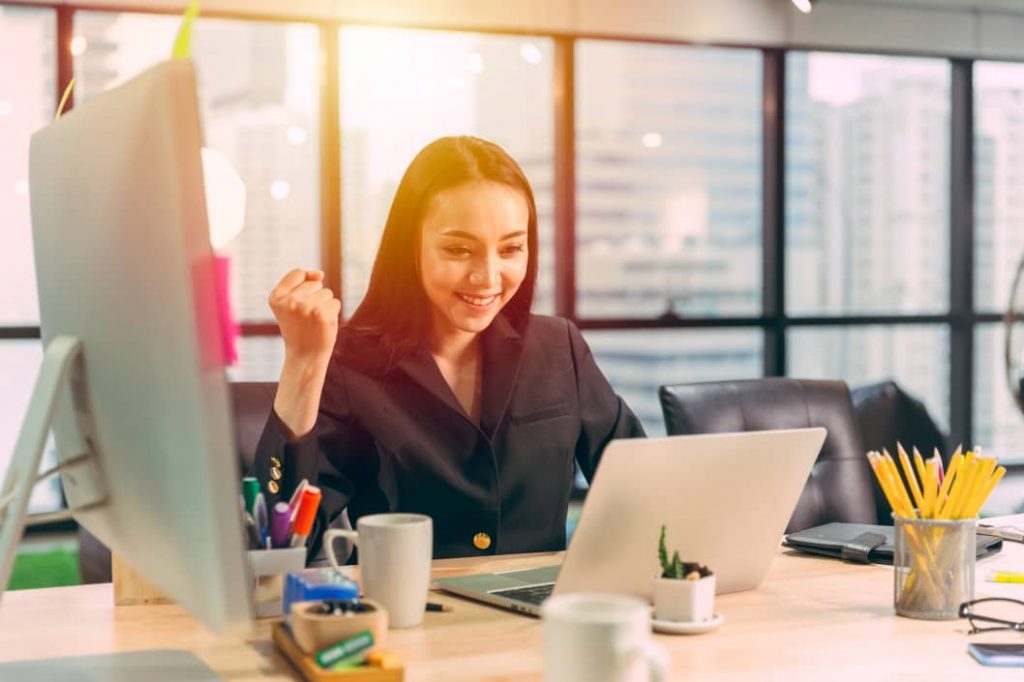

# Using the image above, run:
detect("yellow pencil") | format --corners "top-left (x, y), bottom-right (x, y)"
top-left (969, 466), bottom-right (1005, 518)
top-left (922, 459), bottom-right (938, 518)
top-left (946, 459), bottom-right (980, 519)
top-left (897, 444), bottom-right (926, 514)
top-left (882, 451), bottom-right (916, 518)
top-left (963, 459), bottom-right (999, 519)
top-left (936, 452), bottom-right (963, 515)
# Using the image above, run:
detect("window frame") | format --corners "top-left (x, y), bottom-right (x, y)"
top-left (5, 3), bottom-right (1023, 534)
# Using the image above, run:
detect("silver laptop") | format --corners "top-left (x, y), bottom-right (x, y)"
top-left (435, 428), bottom-right (827, 616)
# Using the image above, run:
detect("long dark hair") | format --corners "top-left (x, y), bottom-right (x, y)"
top-left (345, 136), bottom-right (538, 362)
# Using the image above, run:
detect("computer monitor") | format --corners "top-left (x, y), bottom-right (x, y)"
top-left (2, 59), bottom-right (250, 632)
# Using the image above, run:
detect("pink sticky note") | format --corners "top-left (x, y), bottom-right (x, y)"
top-left (213, 254), bottom-right (239, 365)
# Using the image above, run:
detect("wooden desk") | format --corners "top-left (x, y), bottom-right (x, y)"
top-left (2, 534), bottom-right (1023, 681)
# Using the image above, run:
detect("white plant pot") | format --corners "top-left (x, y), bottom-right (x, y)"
top-left (653, 574), bottom-right (715, 623)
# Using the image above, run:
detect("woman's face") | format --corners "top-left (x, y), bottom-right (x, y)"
top-left (419, 180), bottom-right (530, 338)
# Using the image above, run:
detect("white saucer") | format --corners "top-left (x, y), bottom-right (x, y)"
top-left (651, 613), bottom-right (725, 635)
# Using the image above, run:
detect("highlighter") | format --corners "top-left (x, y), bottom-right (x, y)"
top-left (290, 485), bottom-right (322, 548)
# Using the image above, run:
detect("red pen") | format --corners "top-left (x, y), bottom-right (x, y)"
top-left (290, 485), bottom-right (322, 548)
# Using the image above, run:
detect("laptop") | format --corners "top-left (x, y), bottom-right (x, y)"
top-left (435, 428), bottom-right (827, 616)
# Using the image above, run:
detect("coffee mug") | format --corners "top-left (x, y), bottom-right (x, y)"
top-left (323, 513), bottom-right (433, 628)
top-left (541, 593), bottom-right (668, 682)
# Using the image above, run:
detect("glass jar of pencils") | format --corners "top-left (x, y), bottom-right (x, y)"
top-left (893, 515), bottom-right (976, 620)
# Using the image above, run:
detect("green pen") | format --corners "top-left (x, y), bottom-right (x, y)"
top-left (315, 630), bottom-right (374, 669)
top-left (241, 477), bottom-right (259, 518)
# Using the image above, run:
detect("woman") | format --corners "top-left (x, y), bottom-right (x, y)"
top-left (255, 136), bottom-right (643, 561)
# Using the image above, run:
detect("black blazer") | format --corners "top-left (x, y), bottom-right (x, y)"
top-left (254, 313), bottom-right (644, 560)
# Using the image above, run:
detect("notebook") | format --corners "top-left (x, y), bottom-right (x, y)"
top-left (784, 522), bottom-right (1003, 565)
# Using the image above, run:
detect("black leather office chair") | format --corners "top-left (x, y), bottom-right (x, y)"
top-left (851, 380), bottom-right (949, 524)
top-left (659, 378), bottom-right (879, 533)
top-left (77, 381), bottom-right (278, 583)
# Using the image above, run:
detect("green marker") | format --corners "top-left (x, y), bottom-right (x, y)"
top-left (241, 477), bottom-right (259, 517)
top-left (316, 630), bottom-right (374, 670)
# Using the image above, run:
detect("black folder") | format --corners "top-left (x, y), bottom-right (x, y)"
top-left (783, 522), bottom-right (1003, 565)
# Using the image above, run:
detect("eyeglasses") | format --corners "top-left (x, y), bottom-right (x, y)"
top-left (959, 598), bottom-right (1024, 634)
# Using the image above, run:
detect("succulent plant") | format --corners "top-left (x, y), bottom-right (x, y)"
top-left (658, 524), bottom-right (712, 580)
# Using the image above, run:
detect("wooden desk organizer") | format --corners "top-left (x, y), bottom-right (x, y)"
top-left (272, 623), bottom-right (404, 682)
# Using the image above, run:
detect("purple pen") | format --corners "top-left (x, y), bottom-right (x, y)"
top-left (270, 501), bottom-right (292, 548)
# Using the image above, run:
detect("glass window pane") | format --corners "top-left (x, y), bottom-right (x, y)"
top-left (974, 324), bottom-right (1024, 457)
top-left (73, 12), bottom-right (320, 322)
top-left (788, 325), bottom-right (950, 431)
top-left (975, 62), bottom-right (1024, 313)
top-left (227, 335), bottom-right (286, 383)
top-left (0, 7), bottom-right (55, 325)
top-left (340, 27), bottom-right (555, 316)
top-left (0, 342), bottom-right (63, 513)
top-left (786, 53), bottom-right (950, 315)
top-left (585, 329), bottom-right (763, 436)
top-left (576, 42), bottom-right (762, 319)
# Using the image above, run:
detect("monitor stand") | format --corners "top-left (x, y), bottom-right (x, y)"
top-left (0, 335), bottom-right (107, 604)
top-left (0, 649), bottom-right (222, 681)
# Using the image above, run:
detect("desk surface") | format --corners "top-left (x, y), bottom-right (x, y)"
top-left (3, 520), bottom-right (1024, 682)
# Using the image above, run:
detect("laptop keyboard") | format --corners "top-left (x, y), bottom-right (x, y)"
top-left (489, 582), bottom-right (555, 605)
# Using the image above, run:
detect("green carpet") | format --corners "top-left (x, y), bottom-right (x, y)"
top-left (7, 548), bottom-right (82, 590)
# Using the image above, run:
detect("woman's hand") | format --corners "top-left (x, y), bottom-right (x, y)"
top-left (269, 269), bottom-right (341, 440)
top-left (269, 268), bottom-right (341, 366)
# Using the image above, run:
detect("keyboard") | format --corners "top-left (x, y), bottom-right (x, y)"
top-left (489, 582), bottom-right (555, 605)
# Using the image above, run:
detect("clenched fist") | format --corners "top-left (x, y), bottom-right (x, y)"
top-left (269, 269), bottom-right (341, 365)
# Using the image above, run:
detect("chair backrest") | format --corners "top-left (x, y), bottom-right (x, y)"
top-left (851, 380), bottom-right (948, 523)
top-left (229, 381), bottom-right (280, 475)
top-left (658, 378), bottom-right (877, 533)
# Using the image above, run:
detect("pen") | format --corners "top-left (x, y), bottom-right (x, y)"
top-left (290, 485), bottom-right (322, 548)
top-left (270, 501), bottom-right (292, 548)
top-left (253, 492), bottom-right (268, 546)
top-left (289, 478), bottom-right (309, 525)
top-left (987, 570), bottom-right (1024, 584)
top-left (243, 512), bottom-right (261, 549)
top-left (242, 477), bottom-right (260, 519)
top-left (426, 602), bottom-right (452, 613)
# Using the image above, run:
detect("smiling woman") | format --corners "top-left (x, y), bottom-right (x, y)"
top-left (255, 136), bottom-right (645, 562)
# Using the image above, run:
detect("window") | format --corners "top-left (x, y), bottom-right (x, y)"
top-left (788, 326), bottom-right (950, 431)
top-left (576, 42), bottom-right (763, 319)
top-left (339, 27), bottom-right (555, 316)
top-left (227, 336), bottom-right (287, 382)
top-left (585, 329), bottom-right (763, 436)
top-left (786, 53), bottom-right (950, 315)
top-left (975, 62), bottom-right (1024, 313)
top-left (974, 324), bottom-right (1024, 458)
top-left (0, 342), bottom-right (62, 513)
top-left (0, 7), bottom-right (55, 326)
top-left (73, 12), bottom-right (321, 326)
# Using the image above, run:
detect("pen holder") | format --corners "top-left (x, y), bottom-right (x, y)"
top-left (893, 516), bottom-right (975, 620)
top-left (248, 547), bottom-right (307, 618)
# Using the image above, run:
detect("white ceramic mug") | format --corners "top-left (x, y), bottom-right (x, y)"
top-left (323, 513), bottom-right (433, 628)
top-left (541, 593), bottom-right (668, 682)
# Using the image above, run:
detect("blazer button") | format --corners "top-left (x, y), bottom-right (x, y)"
top-left (270, 456), bottom-right (282, 469)
top-left (270, 466), bottom-right (282, 481)
top-left (473, 533), bottom-right (491, 551)
top-left (267, 480), bottom-right (280, 495)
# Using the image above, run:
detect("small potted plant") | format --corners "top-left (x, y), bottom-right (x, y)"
top-left (654, 524), bottom-right (715, 623)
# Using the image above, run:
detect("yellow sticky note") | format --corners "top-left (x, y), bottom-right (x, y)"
top-left (172, 0), bottom-right (201, 60)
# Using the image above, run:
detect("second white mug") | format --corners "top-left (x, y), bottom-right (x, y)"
top-left (541, 593), bottom-right (668, 682)
top-left (323, 513), bottom-right (433, 628)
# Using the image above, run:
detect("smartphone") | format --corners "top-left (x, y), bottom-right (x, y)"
top-left (968, 643), bottom-right (1024, 667)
